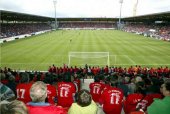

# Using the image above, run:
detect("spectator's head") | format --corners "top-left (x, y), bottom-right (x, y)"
top-left (130, 77), bottom-right (136, 84)
top-left (135, 76), bottom-right (143, 83)
top-left (94, 75), bottom-right (100, 82)
top-left (135, 81), bottom-right (146, 95)
top-left (6, 72), bottom-right (12, 77)
top-left (20, 73), bottom-right (29, 83)
top-left (30, 81), bottom-right (47, 102)
top-left (0, 73), bottom-right (6, 80)
top-left (8, 75), bottom-right (15, 82)
top-left (162, 79), bottom-right (170, 97)
top-left (151, 77), bottom-right (160, 86)
top-left (74, 73), bottom-right (78, 79)
top-left (0, 100), bottom-right (28, 114)
top-left (77, 89), bottom-right (92, 107)
top-left (63, 73), bottom-right (71, 82)
top-left (118, 76), bottom-right (124, 84)
top-left (110, 74), bottom-right (118, 87)
top-left (124, 76), bottom-right (130, 84)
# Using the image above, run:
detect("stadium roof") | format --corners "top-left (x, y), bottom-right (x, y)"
top-left (1, 10), bottom-right (170, 22)
top-left (1, 10), bottom-right (119, 22)
top-left (1, 10), bottom-right (54, 22)
top-left (122, 11), bottom-right (170, 22)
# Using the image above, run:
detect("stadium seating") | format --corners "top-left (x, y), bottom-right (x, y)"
top-left (1, 23), bottom-right (52, 38)
top-left (123, 23), bottom-right (170, 41)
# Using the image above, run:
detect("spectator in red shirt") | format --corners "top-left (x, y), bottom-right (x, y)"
top-left (16, 72), bottom-right (33, 104)
top-left (52, 64), bottom-right (57, 73)
top-left (89, 75), bottom-right (105, 103)
top-left (104, 65), bottom-right (109, 75)
top-left (46, 84), bottom-right (57, 105)
top-left (56, 74), bottom-right (76, 108)
top-left (99, 75), bottom-right (124, 114)
top-left (27, 81), bottom-right (67, 114)
top-left (48, 66), bottom-right (53, 73)
top-left (123, 82), bottom-right (152, 114)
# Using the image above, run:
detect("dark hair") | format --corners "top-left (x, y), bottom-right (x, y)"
top-left (20, 72), bottom-right (29, 83)
top-left (136, 82), bottom-right (146, 95)
top-left (110, 75), bottom-right (118, 87)
top-left (164, 80), bottom-right (170, 92)
top-left (105, 76), bottom-right (110, 84)
top-left (77, 89), bottom-right (92, 107)
top-left (94, 75), bottom-right (100, 82)
top-left (151, 77), bottom-right (160, 86)
top-left (63, 73), bottom-right (71, 82)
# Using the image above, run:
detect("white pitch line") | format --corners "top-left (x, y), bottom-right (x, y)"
top-left (109, 55), bottom-right (170, 57)
top-left (124, 55), bottom-right (136, 64)
top-left (143, 45), bottom-right (163, 55)
top-left (2, 63), bottom-right (170, 66)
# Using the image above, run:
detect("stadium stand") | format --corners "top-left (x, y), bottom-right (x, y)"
top-left (1, 23), bottom-right (52, 38)
top-left (58, 22), bottom-right (116, 29)
top-left (122, 23), bottom-right (170, 41)
top-left (122, 11), bottom-right (170, 41)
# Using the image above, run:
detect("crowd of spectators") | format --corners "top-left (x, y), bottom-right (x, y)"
top-left (0, 65), bottom-right (170, 114)
top-left (47, 64), bottom-right (170, 79)
top-left (58, 22), bottom-right (115, 29)
top-left (123, 23), bottom-right (170, 41)
top-left (0, 23), bottom-right (52, 38)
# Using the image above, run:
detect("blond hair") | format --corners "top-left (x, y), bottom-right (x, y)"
top-left (30, 81), bottom-right (47, 102)
top-left (0, 100), bottom-right (28, 114)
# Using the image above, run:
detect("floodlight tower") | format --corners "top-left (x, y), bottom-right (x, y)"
top-left (53, 0), bottom-right (57, 29)
top-left (133, 0), bottom-right (138, 16)
top-left (118, 0), bottom-right (123, 30)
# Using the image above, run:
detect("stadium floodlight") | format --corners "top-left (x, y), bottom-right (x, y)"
top-left (118, 0), bottom-right (123, 30)
top-left (53, 0), bottom-right (57, 29)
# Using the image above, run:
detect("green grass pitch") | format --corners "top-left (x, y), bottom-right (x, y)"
top-left (1, 30), bottom-right (170, 71)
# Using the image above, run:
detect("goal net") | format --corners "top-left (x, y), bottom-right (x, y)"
top-left (68, 52), bottom-right (110, 67)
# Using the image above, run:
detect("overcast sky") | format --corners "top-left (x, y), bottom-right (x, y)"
top-left (0, 0), bottom-right (170, 18)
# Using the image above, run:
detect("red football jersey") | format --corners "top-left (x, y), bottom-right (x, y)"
top-left (100, 87), bottom-right (124, 114)
top-left (57, 82), bottom-right (76, 107)
top-left (102, 84), bottom-right (111, 93)
top-left (89, 82), bottom-right (105, 102)
top-left (124, 93), bottom-right (143, 114)
top-left (16, 83), bottom-right (33, 103)
top-left (123, 93), bottom-right (151, 114)
top-left (135, 94), bottom-right (160, 111)
top-left (27, 105), bottom-right (67, 114)
top-left (47, 84), bottom-right (57, 104)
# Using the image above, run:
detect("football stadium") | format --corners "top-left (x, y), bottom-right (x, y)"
top-left (0, 0), bottom-right (170, 114)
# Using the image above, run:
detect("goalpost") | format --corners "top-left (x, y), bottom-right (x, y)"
top-left (68, 52), bottom-right (110, 67)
